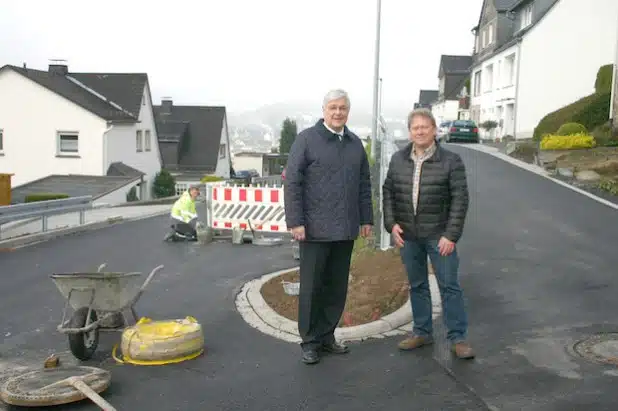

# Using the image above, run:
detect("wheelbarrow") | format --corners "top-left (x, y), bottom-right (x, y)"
top-left (50, 264), bottom-right (164, 361)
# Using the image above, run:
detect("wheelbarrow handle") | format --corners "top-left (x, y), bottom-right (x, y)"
top-left (140, 265), bottom-right (164, 291)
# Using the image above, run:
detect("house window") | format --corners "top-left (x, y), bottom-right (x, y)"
top-left (473, 70), bottom-right (482, 96)
top-left (219, 144), bottom-right (226, 159)
top-left (505, 54), bottom-right (516, 86)
top-left (145, 130), bottom-right (151, 151)
top-left (485, 64), bottom-right (494, 92)
top-left (136, 130), bottom-right (143, 152)
top-left (0, 129), bottom-right (3, 152)
top-left (488, 24), bottom-right (493, 44)
top-left (482, 30), bottom-right (487, 48)
top-left (520, 4), bottom-right (533, 29)
top-left (57, 132), bottom-right (79, 155)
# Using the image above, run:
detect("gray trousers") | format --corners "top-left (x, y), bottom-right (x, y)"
top-left (298, 240), bottom-right (354, 350)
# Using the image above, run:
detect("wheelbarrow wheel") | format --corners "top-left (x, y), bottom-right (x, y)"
top-left (68, 307), bottom-right (99, 361)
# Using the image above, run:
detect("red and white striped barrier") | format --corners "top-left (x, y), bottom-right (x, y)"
top-left (210, 184), bottom-right (286, 233)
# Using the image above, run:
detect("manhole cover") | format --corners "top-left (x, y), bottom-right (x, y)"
top-left (573, 333), bottom-right (618, 365)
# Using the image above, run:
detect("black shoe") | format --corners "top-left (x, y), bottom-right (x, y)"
top-left (322, 342), bottom-right (349, 354)
top-left (301, 349), bottom-right (320, 364)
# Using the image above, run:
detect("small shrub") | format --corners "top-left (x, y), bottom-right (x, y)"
top-left (24, 193), bottom-right (69, 203)
top-left (556, 122), bottom-right (587, 136)
top-left (597, 178), bottom-right (618, 195)
top-left (595, 64), bottom-right (614, 93)
top-left (540, 133), bottom-right (596, 150)
top-left (200, 175), bottom-right (224, 183)
top-left (502, 135), bottom-right (515, 142)
top-left (126, 186), bottom-right (138, 202)
top-left (592, 122), bottom-right (618, 146)
top-left (152, 169), bottom-right (176, 198)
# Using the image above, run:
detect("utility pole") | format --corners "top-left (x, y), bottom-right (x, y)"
top-left (371, 0), bottom-right (382, 159)
top-left (611, 7), bottom-right (618, 129)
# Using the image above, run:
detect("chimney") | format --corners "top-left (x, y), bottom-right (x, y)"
top-left (48, 59), bottom-right (68, 76)
top-left (161, 97), bottom-right (173, 114)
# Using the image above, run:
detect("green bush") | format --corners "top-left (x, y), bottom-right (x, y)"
top-left (200, 175), bottom-right (224, 183)
top-left (152, 169), bottom-right (176, 198)
top-left (533, 91), bottom-right (611, 140)
top-left (126, 186), bottom-right (138, 202)
top-left (592, 122), bottom-right (618, 146)
top-left (24, 193), bottom-right (69, 203)
top-left (595, 64), bottom-right (614, 93)
top-left (556, 122), bottom-right (587, 136)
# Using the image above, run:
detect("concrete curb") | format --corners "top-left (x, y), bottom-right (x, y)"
top-left (235, 267), bottom-right (443, 344)
top-left (0, 209), bottom-right (170, 250)
top-left (461, 143), bottom-right (618, 211)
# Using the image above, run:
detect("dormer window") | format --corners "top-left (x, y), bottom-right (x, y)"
top-left (520, 4), bottom-right (532, 29)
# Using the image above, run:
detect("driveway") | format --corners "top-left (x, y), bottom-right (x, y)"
top-left (0, 216), bottom-right (485, 410)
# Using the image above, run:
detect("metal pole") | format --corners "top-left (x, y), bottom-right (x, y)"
top-left (610, 6), bottom-right (618, 127)
top-left (371, 0), bottom-right (382, 159)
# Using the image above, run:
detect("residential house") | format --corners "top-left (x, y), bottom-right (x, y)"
top-left (232, 152), bottom-right (288, 177)
top-left (413, 90), bottom-right (438, 110)
top-left (470, 0), bottom-right (618, 139)
top-left (431, 55), bottom-right (473, 125)
top-left (153, 98), bottom-right (231, 194)
top-left (0, 61), bottom-right (162, 203)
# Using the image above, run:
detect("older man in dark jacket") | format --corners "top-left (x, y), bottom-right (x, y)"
top-left (382, 108), bottom-right (474, 359)
top-left (284, 89), bottom-right (373, 365)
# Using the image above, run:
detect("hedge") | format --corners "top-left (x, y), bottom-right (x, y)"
top-left (24, 193), bottom-right (70, 203)
top-left (200, 175), bottom-right (225, 183)
top-left (540, 133), bottom-right (596, 150)
top-left (533, 91), bottom-right (611, 140)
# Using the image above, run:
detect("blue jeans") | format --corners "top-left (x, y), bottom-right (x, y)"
top-left (400, 239), bottom-right (468, 343)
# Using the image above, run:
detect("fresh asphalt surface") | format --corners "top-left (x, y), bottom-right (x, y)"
top-left (1, 144), bottom-right (618, 410)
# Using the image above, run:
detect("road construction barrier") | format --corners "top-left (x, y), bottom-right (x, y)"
top-left (210, 184), bottom-right (286, 233)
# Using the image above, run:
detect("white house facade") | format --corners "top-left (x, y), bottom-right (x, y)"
top-left (103, 82), bottom-right (163, 200)
top-left (0, 68), bottom-right (107, 187)
top-left (470, 0), bottom-right (618, 140)
top-left (470, 43), bottom-right (519, 139)
top-left (515, 0), bottom-right (618, 138)
top-left (431, 100), bottom-right (459, 125)
top-left (0, 63), bottom-right (162, 202)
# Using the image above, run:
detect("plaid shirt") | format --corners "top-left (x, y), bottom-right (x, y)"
top-left (410, 143), bottom-right (437, 215)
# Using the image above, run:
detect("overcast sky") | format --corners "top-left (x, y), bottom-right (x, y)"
top-left (0, 0), bottom-right (481, 115)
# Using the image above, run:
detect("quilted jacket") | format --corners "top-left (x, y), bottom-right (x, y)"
top-left (284, 119), bottom-right (373, 241)
top-left (382, 142), bottom-right (469, 242)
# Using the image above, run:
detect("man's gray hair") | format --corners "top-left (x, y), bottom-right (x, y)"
top-left (407, 108), bottom-right (437, 129)
top-left (323, 89), bottom-right (351, 108)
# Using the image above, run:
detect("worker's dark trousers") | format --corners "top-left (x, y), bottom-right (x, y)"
top-left (172, 217), bottom-right (197, 237)
top-left (297, 240), bottom-right (354, 350)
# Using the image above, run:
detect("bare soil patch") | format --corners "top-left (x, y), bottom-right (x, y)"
top-left (261, 241), bottom-right (432, 327)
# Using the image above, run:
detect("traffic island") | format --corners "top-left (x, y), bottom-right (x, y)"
top-left (236, 244), bottom-right (442, 343)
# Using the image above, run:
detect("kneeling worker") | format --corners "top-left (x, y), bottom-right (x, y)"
top-left (168, 185), bottom-right (200, 240)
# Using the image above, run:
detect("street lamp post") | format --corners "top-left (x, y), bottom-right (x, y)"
top-left (371, 0), bottom-right (382, 159)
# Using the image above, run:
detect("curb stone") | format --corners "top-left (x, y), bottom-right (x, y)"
top-left (460, 143), bottom-right (618, 211)
top-left (0, 209), bottom-right (170, 250)
top-left (235, 267), bottom-right (443, 344)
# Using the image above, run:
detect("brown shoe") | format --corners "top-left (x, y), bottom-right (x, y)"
top-left (452, 342), bottom-right (475, 359)
top-left (397, 335), bottom-right (433, 351)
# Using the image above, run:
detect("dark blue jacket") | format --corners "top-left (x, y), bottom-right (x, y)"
top-left (284, 119), bottom-right (373, 242)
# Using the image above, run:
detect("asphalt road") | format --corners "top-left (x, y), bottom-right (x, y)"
top-left (0, 215), bottom-right (485, 410)
top-left (1, 144), bottom-right (617, 410)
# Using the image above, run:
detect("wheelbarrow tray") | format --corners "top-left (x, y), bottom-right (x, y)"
top-left (50, 272), bottom-right (143, 312)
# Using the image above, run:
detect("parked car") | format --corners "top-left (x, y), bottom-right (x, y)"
top-left (231, 169), bottom-right (259, 185)
top-left (443, 120), bottom-right (479, 143)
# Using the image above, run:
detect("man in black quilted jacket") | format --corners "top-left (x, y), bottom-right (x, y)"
top-left (382, 108), bottom-right (475, 359)
top-left (284, 89), bottom-right (373, 365)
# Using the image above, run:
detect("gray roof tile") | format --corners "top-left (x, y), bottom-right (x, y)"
top-left (0, 64), bottom-right (146, 122)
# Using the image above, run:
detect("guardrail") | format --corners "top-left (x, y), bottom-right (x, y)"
top-left (0, 196), bottom-right (93, 237)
